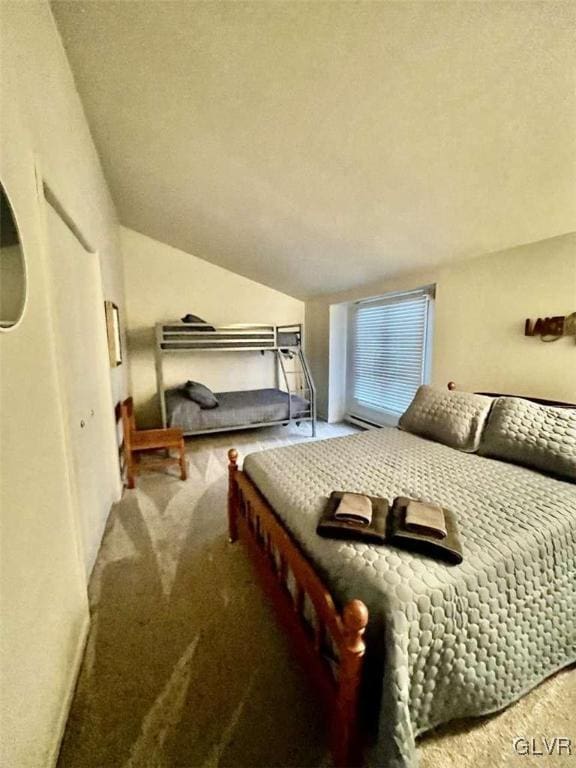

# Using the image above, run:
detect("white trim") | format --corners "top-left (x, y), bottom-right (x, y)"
top-left (422, 291), bottom-right (435, 385)
top-left (352, 284), bottom-right (435, 307)
top-left (47, 614), bottom-right (90, 767)
top-left (347, 404), bottom-right (400, 427)
top-left (345, 414), bottom-right (383, 430)
top-left (328, 302), bottom-right (348, 423)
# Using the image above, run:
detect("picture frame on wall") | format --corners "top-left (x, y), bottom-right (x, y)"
top-left (104, 300), bottom-right (122, 367)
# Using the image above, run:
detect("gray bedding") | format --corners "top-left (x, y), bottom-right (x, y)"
top-left (166, 387), bottom-right (309, 433)
top-left (243, 427), bottom-right (576, 767)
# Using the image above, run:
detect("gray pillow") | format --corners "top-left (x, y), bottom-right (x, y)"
top-left (180, 313), bottom-right (215, 331)
top-left (478, 397), bottom-right (576, 481)
top-left (184, 380), bottom-right (219, 409)
top-left (399, 385), bottom-right (493, 452)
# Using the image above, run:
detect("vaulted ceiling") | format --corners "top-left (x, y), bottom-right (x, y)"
top-left (52, 1), bottom-right (575, 299)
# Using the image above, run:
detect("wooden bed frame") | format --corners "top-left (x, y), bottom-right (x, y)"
top-left (227, 383), bottom-right (575, 767)
top-left (227, 447), bottom-right (368, 767)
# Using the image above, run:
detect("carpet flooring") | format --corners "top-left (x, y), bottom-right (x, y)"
top-left (58, 422), bottom-right (575, 768)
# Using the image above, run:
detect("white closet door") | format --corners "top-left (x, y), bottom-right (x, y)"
top-left (46, 205), bottom-right (120, 576)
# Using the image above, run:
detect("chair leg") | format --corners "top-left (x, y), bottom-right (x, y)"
top-left (179, 440), bottom-right (187, 481)
top-left (126, 449), bottom-right (136, 489)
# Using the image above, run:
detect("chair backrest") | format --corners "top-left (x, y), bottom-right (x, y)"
top-left (115, 400), bottom-right (126, 476)
top-left (120, 397), bottom-right (137, 452)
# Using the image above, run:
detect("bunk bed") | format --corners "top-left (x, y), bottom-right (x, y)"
top-left (155, 323), bottom-right (316, 437)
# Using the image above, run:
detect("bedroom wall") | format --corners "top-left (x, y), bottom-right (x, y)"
top-left (0, 2), bottom-right (127, 766)
top-left (6, 2), bottom-right (128, 406)
top-left (122, 227), bottom-right (305, 426)
top-left (306, 233), bottom-right (576, 418)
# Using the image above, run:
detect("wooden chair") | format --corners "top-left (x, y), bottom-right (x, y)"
top-left (120, 397), bottom-right (187, 488)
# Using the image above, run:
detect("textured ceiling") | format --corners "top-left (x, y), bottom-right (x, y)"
top-left (52, 1), bottom-right (576, 299)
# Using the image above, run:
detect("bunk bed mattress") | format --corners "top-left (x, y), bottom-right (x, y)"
top-left (243, 427), bottom-right (576, 768)
top-left (165, 387), bottom-right (309, 432)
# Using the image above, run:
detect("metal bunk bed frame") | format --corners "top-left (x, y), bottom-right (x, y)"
top-left (154, 322), bottom-right (317, 437)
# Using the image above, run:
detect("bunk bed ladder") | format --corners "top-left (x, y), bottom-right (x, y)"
top-left (299, 346), bottom-right (317, 437)
top-left (276, 346), bottom-right (316, 437)
top-left (277, 351), bottom-right (293, 423)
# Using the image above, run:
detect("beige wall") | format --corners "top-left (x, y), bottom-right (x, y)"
top-left (0, 2), bottom-right (126, 766)
top-left (121, 227), bottom-right (305, 426)
top-left (307, 234), bottom-right (576, 418)
top-left (5, 0), bottom-right (127, 403)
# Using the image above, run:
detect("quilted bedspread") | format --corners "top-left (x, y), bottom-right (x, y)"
top-left (243, 427), bottom-right (576, 767)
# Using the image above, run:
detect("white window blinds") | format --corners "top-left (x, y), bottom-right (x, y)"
top-left (348, 287), bottom-right (433, 424)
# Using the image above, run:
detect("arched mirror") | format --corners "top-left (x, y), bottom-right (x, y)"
top-left (0, 181), bottom-right (27, 329)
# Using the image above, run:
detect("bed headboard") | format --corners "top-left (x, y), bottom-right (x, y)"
top-left (447, 381), bottom-right (576, 409)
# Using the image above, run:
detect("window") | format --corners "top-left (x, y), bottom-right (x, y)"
top-left (347, 286), bottom-right (434, 426)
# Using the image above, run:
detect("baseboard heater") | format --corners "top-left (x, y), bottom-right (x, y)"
top-left (345, 414), bottom-right (383, 430)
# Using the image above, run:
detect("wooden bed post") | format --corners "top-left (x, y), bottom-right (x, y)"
top-left (333, 599), bottom-right (369, 767)
top-left (227, 448), bottom-right (239, 543)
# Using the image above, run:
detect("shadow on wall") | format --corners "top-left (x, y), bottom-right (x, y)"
top-left (126, 326), bottom-right (154, 354)
top-left (135, 396), bottom-right (163, 430)
top-left (126, 327), bottom-right (162, 428)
